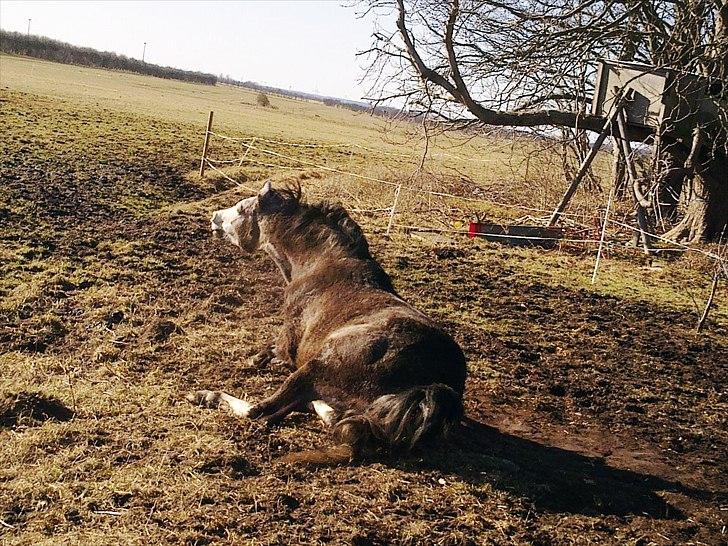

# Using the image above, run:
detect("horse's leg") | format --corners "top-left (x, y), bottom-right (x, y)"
top-left (247, 361), bottom-right (317, 424)
top-left (187, 388), bottom-right (336, 427)
top-left (250, 345), bottom-right (277, 367)
top-left (186, 390), bottom-right (252, 417)
top-left (273, 321), bottom-right (299, 370)
top-left (251, 322), bottom-right (299, 369)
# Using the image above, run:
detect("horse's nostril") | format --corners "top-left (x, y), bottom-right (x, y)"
top-left (211, 218), bottom-right (224, 237)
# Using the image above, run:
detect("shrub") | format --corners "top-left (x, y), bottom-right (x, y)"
top-left (256, 92), bottom-right (271, 107)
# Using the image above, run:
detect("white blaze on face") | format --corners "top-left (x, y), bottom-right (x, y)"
top-left (210, 196), bottom-right (257, 247)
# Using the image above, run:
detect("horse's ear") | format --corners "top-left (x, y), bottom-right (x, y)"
top-left (259, 180), bottom-right (272, 197)
top-left (257, 180), bottom-right (282, 213)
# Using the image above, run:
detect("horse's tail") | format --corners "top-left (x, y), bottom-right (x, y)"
top-left (280, 384), bottom-right (463, 466)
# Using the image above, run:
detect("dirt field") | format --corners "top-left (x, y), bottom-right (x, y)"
top-left (1, 55), bottom-right (727, 545)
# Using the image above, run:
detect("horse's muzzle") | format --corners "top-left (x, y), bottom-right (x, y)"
top-left (210, 213), bottom-right (224, 238)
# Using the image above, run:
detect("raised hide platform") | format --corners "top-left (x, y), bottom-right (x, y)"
top-left (468, 223), bottom-right (565, 248)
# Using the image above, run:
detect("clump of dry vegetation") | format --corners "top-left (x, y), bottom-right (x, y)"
top-left (256, 92), bottom-right (271, 108)
top-left (1, 57), bottom-right (726, 545)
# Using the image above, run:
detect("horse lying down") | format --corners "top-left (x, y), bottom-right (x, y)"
top-left (188, 181), bottom-right (467, 463)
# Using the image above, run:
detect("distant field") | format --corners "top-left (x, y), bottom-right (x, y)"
top-left (1, 54), bottom-right (490, 152)
top-left (0, 53), bottom-right (565, 195)
top-left (1, 55), bottom-right (726, 545)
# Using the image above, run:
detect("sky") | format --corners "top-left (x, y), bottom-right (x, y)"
top-left (0, 0), bottom-right (386, 100)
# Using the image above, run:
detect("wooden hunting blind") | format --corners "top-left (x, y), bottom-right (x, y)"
top-left (548, 58), bottom-right (724, 230)
top-left (591, 59), bottom-right (722, 142)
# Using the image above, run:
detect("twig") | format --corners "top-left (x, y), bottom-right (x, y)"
top-left (0, 518), bottom-right (15, 529)
top-left (696, 266), bottom-right (721, 333)
top-left (94, 510), bottom-right (122, 516)
top-left (385, 184), bottom-right (402, 237)
top-left (61, 362), bottom-right (78, 415)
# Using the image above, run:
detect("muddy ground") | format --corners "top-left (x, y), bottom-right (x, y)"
top-left (1, 90), bottom-right (727, 545)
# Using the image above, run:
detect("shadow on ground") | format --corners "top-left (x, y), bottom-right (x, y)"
top-left (395, 417), bottom-right (714, 519)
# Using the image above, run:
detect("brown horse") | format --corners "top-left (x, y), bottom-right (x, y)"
top-left (188, 181), bottom-right (467, 461)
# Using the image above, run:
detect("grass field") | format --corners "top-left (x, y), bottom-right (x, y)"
top-left (1, 54), bottom-right (727, 545)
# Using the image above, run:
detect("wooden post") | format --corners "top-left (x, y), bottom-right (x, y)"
top-left (385, 184), bottom-right (402, 237)
top-left (199, 111), bottom-right (214, 177)
top-left (548, 90), bottom-right (631, 227)
top-left (615, 107), bottom-right (652, 254)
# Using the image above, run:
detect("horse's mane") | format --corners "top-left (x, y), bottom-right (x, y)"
top-left (261, 184), bottom-right (396, 293)
top-left (263, 185), bottom-right (371, 259)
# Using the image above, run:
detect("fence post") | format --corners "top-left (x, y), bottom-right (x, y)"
top-left (199, 111), bottom-right (214, 177)
top-left (591, 185), bottom-right (616, 284)
top-left (385, 184), bottom-right (402, 237)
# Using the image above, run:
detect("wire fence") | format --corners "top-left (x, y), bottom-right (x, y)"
top-left (208, 131), bottom-right (498, 163)
top-left (204, 136), bottom-right (596, 224)
top-left (200, 126), bottom-right (727, 271)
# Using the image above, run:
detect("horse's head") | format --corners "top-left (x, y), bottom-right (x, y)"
top-left (210, 192), bottom-right (260, 251)
top-left (210, 180), bottom-right (294, 252)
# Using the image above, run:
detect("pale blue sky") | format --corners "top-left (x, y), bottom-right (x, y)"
top-left (0, 0), bottom-right (385, 100)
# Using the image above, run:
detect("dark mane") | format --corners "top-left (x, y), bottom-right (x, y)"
top-left (262, 185), bottom-right (372, 259)
top-left (260, 185), bottom-right (395, 292)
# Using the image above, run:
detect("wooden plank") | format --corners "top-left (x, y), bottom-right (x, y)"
top-left (548, 90), bottom-right (630, 226)
top-left (468, 223), bottom-right (565, 248)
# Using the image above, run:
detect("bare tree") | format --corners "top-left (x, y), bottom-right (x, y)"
top-left (359, 0), bottom-right (728, 242)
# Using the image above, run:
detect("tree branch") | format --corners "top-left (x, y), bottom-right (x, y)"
top-left (394, 0), bottom-right (653, 136)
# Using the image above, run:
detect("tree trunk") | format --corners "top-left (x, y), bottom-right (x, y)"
top-left (664, 154), bottom-right (728, 242)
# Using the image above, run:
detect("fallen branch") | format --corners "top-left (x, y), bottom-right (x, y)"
top-left (93, 510), bottom-right (123, 517)
top-left (696, 266), bottom-right (721, 333)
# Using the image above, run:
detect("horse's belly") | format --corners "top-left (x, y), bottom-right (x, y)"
top-left (308, 314), bottom-right (465, 396)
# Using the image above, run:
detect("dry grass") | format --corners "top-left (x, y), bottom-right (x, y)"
top-left (1, 56), bottom-right (726, 545)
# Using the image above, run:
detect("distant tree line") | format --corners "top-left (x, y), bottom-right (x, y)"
top-left (0, 31), bottom-right (217, 85)
top-left (217, 74), bottom-right (401, 118)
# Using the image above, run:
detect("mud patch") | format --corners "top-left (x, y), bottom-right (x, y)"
top-left (145, 318), bottom-right (184, 343)
top-left (196, 454), bottom-right (258, 479)
top-left (0, 391), bottom-right (74, 428)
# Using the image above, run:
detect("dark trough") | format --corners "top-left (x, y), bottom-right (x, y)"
top-left (467, 223), bottom-right (565, 248)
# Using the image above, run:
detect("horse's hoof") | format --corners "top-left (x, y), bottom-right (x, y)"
top-left (186, 390), bottom-right (221, 408)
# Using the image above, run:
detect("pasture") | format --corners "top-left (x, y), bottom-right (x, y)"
top-left (1, 54), bottom-right (726, 545)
